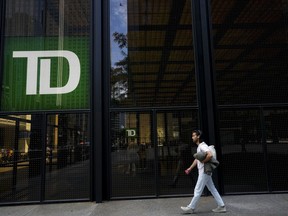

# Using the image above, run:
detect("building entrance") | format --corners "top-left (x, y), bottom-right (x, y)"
top-left (110, 109), bottom-right (199, 198)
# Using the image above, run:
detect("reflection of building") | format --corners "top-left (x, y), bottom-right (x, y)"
top-left (1, 0), bottom-right (288, 206)
top-left (0, 116), bottom-right (31, 162)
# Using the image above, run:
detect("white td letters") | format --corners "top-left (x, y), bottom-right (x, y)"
top-left (126, 129), bottom-right (136, 137)
top-left (13, 50), bottom-right (81, 95)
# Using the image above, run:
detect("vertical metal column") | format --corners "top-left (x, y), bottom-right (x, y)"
top-left (12, 120), bottom-right (19, 192)
top-left (192, 0), bottom-right (216, 145)
top-left (191, 0), bottom-right (217, 146)
top-left (191, 0), bottom-right (223, 193)
top-left (102, 0), bottom-right (111, 200)
top-left (0, 0), bottom-right (3, 43)
top-left (0, 0), bottom-right (4, 43)
top-left (92, 0), bottom-right (103, 203)
top-left (41, 113), bottom-right (47, 202)
top-left (0, 0), bottom-right (6, 104)
top-left (136, 113), bottom-right (140, 145)
top-left (259, 107), bottom-right (271, 192)
top-left (152, 110), bottom-right (159, 196)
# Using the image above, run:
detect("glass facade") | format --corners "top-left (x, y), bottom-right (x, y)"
top-left (212, 0), bottom-right (288, 194)
top-left (0, 114), bottom-right (90, 203)
top-left (218, 109), bottom-right (268, 193)
top-left (0, 0), bottom-right (91, 204)
top-left (109, 0), bottom-right (199, 198)
top-left (0, 0), bottom-right (288, 205)
top-left (212, 0), bottom-right (288, 105)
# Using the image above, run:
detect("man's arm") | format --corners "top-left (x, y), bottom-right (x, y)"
top-left (186, 159), bottom-right (197, 173)
top-left (201, 150), bottom-right (213, 163)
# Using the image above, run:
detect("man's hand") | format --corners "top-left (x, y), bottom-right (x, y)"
top-left (185, 168), bottom-right (191, 174)
top-left (185, 159), bottom-right (197, 174)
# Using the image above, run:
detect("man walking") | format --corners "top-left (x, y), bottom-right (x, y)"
top-left (181, 130), bottom-right (226, 214)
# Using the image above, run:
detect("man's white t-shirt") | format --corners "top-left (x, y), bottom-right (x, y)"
top-left (196, 142), bottom-right (210, 175)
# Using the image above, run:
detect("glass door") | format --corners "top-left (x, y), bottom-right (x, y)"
top-left (157, 110), bottom-right (198, 196)
top-left (110, 109), bottom-right (199, 198)
top-left (110, 111), bottom-right (155, 197)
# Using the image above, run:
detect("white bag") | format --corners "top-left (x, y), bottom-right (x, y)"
top-left (208, 145), bottom-right (217, 159)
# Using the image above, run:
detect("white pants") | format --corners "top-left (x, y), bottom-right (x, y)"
top-left (188, 173), bottom-right (225, 209)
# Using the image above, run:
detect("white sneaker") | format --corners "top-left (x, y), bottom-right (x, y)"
top-left (181, 206), bottom-right (194, 214)
top-left (212, 206), bottom-right (227, 213)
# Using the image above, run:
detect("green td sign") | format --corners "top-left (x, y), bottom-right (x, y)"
top-left (1, 37), bottom-right (90, 111)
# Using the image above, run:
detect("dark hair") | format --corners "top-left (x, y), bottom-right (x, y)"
top-left (192, 129), bottom-right (203, 140)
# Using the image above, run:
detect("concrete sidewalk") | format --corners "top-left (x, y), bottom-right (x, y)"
top-left (1, 194), bottom-right (288, 216)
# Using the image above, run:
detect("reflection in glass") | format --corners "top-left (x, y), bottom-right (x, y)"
top-left (110, 112), bottom-right (155, 197)
top-left (0, 113), bottom-right (90, 203)
top-left (45, 113), bottom-right (90, 200)
top-left (212, 0), bottom-right (288, 105)
top-left (0, 115), bottom-right (41, 203)
top-left (110, 110), bottom-right (199, 198)
top-left (218, 109), bottom-right (268, 193)
top-left (110, 0), bottom-right (197, 107)
top-left (264, 109), bottom-right (288, 191)
top-left (157, 111), bottom-right (198, 195)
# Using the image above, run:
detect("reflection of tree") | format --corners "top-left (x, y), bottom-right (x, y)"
top-left (111, 32), bottom-right (128, 103)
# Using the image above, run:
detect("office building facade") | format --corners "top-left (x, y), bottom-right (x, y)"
top-left (0, 0), bottom-right (288, 205)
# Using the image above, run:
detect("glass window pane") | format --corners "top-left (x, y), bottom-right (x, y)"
top-left (0, 115), bottom-right (41, 203)
top-left (110, 0), bottom-right (197, 107)
top-left (157, 110), bottom-right (198, 195)
top-left (45, 113), bottom-right (90, 200)
top-left (212, 0), bottom-right (288, 105)
top-left (110, 112), bottom-right (155, 197)
top-left (218, 109), bottom-right (268, 193)
top-left (264, 109), bottom-right (288, 192)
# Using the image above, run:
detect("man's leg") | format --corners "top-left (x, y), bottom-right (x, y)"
top-left (206, 176), bottom-right (225, 207)
top-left (187, 173), bottom-right (208, 209)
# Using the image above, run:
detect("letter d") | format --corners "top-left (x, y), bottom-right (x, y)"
top-left (39, 50), bottom-right (81, 94)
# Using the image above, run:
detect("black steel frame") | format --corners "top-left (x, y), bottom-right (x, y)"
top-left (0, 0), bottom-right (5, 109)
top-left (191, 0), bottom-right (223, 193)
top-left (92, 0), bottom-right (104, 203)
top-left (191, 0), bottom-right (218, 148)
